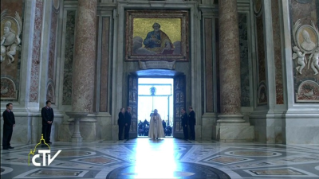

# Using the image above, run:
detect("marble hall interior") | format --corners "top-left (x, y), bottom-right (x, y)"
top-left (1, 0), bottom-right (319, 178)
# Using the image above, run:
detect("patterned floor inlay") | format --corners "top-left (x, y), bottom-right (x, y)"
top-left (0, 166), bottom-right (13, 175)
top-left (71, 155), bottom-right (120, 165)
top-left (14, 168), bottom-right (89, 178)
top-left (202, 155), bottom-right (253, 165)
top-left (244, 167), bottom-right (318, 177)
top-left (225, 150), bottom-right (282, 157)
top-left (51, 150), bottom-right (96, 158)
top-left (1, 138), bottom-right (319, 179)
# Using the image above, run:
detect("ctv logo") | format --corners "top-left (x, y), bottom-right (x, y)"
top-left (28, 134), bottom-right (62, 166)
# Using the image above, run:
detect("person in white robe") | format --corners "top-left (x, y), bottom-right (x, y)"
top-left (148, 109), bottom-right (165, 140)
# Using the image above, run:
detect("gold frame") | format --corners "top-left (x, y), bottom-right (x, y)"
top-left (125, 10), bottom-right (189, 61)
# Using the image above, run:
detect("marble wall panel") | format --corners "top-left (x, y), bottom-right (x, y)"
top-left (47, 2), bottom-right (58, 103)
top-left (100, 17), bottom-right (110, 112)
top-left (239, 13), bottom-right (250, 107)
top-left (256, 14), bottom-right (267, 106)
top-left (62, 10), bottom-right (76, 105)
top-left (0, 115), bottom-right (51, 144)
top-left (0, 0), bottom-right (24, 101)
top-left (290, 0), bottom-right (319, 103)
top-left (29, 0), bottom-right (43, 102)
top-left (215, 20), bottom-right (220, 113)
top-left (285, 118), bottom-right (319, 144)
top-left (96, 114), bottom-right (112, 140)
top-left (271, 0), bottom-right (284, 105)
top-left (204, 18), bottom-right (214, 112)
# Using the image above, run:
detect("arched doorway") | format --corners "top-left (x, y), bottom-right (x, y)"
top-left (127, 69), bottom-right (186, 139)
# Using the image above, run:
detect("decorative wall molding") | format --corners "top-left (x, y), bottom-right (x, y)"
top-left (53, 0), bottom-right (60, 12)
top-left (138, 60), bottom-right (176, 70)
top-left (295, 0), bottom-right (313, 4)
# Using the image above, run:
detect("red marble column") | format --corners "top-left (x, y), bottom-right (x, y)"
top-left (218, 0), bottom-right (242, 117)
top-left (72, 0), bottom-right (97, 112)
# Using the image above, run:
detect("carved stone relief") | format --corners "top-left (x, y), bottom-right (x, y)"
top-left (0, 10), bottom-right (22, 64)
top-left (296, 80), bottom-right (319, 102)
top-left (1, 77), bottom-right (18, 100)
top-left (292, 20), bottom-right (319, 75)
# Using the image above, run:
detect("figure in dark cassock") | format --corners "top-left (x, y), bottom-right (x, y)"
top-left (2, 103), bottom-right (15, 150)
top-left (41, 100), bottom-right (54, 144)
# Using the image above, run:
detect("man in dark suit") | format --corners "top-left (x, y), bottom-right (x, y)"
top-left (181, 108), bottom-right (188, 141)
top-left (124, 106), bottom-right (132, 141)
top-left (118, 107), bottom-right (126, 140)
top-left (41, 100), bottom-right (54, 144)
top-left (162, 120), bottom-right (167, 135)
top-left (188, 106), bottom-right (196, 140)
top-left (2, 103), bottom-right (15, 150)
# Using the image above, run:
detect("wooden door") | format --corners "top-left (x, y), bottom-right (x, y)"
top-left (128, 74), bottom-right (138, 139)
top-left (173, 74), bottom-right (186, 139)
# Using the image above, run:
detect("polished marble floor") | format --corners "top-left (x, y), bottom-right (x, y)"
top-left (1, 138), bottom-right (319, 179)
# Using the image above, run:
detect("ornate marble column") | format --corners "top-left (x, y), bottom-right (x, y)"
top-left (216, 0), bottom-right (254, 141)
top-left (72, 0), bottom-right (97, 112)
top-left (67, 0), bottom-right (97, 142)
top-left (218, 0), bottom-right (243, 121)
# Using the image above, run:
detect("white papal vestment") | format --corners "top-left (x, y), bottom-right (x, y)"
top-left (148, 114), bottom-right (165, 140)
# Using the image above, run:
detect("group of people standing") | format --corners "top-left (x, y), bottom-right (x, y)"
top-left (117, 106), bottom-right (196, 141)
top-left (118, 106), bottom-right (132, 141)
top-left (2, 100), bottom-right (54, 150)
top-left (181, 106), bottom-right (196, 141)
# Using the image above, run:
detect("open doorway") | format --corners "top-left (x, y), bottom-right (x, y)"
top-left (127, 72), bottom-right (185, 139)
top-left (137, 78), bottom-right (174, 137)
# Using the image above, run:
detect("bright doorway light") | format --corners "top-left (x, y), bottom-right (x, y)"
top-left (138, 78), bottom-right (174, 137)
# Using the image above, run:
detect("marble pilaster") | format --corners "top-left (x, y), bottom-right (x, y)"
top-left (29, 0), bottom-right (43, 102)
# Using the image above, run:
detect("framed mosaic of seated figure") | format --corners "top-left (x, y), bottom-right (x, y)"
top-left (125, 10), bottom-right (189, 61)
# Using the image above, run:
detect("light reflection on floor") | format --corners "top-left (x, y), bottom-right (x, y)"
top-left (133, 139), bottom-right (177, 178)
